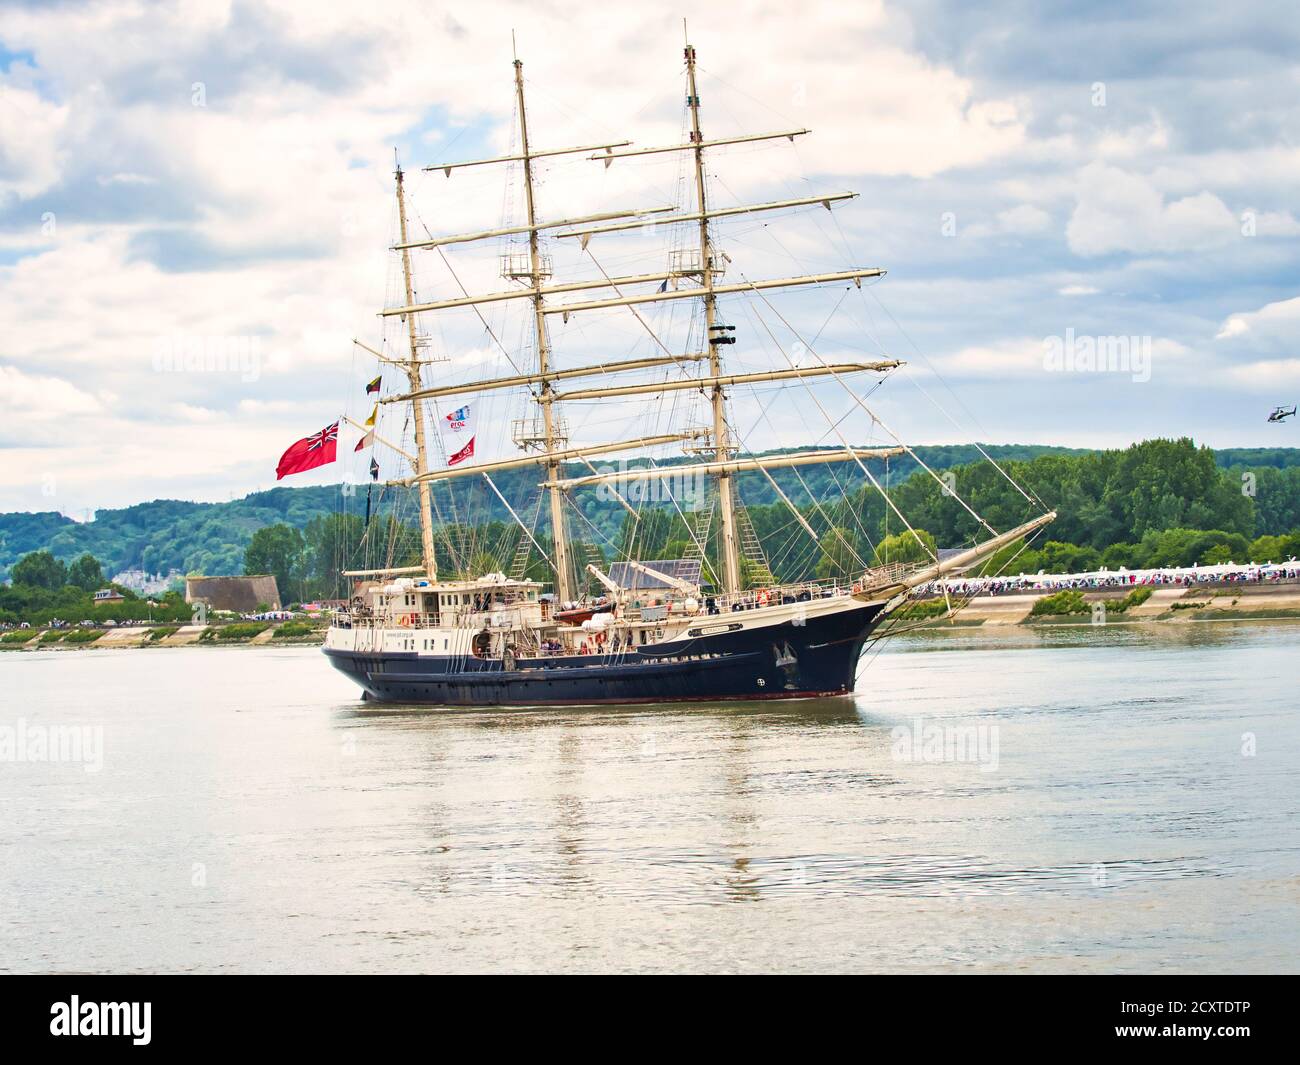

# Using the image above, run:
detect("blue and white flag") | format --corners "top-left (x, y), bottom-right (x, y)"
top-left (443, 405), bottom-right (472, 434)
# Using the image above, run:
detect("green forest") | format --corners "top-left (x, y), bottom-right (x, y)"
top-left (0, 443), bottom-right (1067, 582)
top-left (2, 439), bottom-right (1299, 609)
top-left (0, 550), bottom-right (192, 627)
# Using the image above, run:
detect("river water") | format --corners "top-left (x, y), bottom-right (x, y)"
top-left (1, 622), bottom-right (1296, 973)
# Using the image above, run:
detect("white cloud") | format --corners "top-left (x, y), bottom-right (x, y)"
top-left (966, 203), bottom-right (1052, 239)
top-left (1095, 116), bottom-right (1169, 160)
top-left (0, 84), bottom-right (67, 201)
top-left (996, 204), bottom-right (1050, 235)
top-left (0, 365), bottom-right (105, 419)
top-left (935, 335), bottom-right (1188, 379)
top-left (1066, 163), bottom-right (1239, 257)
top-left (1214, 295), bottom-right (1300, 351)
top-left (937, 337), bottom-right (1046, 376)
top-left (1223, 358), bottom-right (1300, 389)
top-left (0, 0), bottom-right (1297, 510)
top-left (95, 172), bottom-right (157, 187)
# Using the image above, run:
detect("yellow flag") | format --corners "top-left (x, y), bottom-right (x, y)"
top-left (364, 404), bottom-right (377, 428)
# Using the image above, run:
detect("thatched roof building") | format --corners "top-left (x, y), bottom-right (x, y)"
top-left (184, 575), bottom-right (281, 612)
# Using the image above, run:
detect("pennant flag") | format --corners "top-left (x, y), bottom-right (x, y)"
top-left (365, 375), bottom-right (381, 395)
top-left (369, 457), bottom-right (380, 481)
top-left (276, 421), bottom-right (338, 480)
top-left (364, 403), bottom-right (377, 428)
top-left (448, 436), bottom-right (475, 467)
top-left (443, 404), bottom-right (472, 434)
top-left (354, 428), bottom-right (374, 452)
top-left (657, 279), bottom-right (668, 293)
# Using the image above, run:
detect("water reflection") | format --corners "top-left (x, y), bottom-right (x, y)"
top-left (3, 630), bottom-right (1295, 972)
top-left (320, 623), bottom-right (1298, 916)
top-left (336, 695), bottom-right (866, 728)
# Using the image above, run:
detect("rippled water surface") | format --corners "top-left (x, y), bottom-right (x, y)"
top-left (2, 622), bottom-right (1297, 972)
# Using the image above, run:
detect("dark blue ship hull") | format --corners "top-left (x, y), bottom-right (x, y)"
top-left (324, 601), bottom-right (885, 706)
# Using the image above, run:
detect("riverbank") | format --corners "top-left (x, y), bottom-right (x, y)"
top-left (6, 581), bottom-right (1300, 651)
top-left (0, 621), bottom-right (326, 650)
top-left (883, 579), bottom-right (1300, 630)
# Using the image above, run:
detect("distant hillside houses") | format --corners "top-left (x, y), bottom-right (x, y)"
top-left (111, 568), bottom-right (182, 596)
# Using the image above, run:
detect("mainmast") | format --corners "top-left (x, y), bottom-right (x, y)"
top-left (393, 165), bottom-right (438, 578)
top-left (514, 58), bottom-right (575, 604)
top-left (685, 39), bottom-right (741, 594)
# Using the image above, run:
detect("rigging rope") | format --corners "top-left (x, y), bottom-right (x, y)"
top-left (741, 275), bottom-right (998, 539)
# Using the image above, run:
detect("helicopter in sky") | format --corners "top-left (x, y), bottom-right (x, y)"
top-left (1267, 405), bottom-right (1297, 423)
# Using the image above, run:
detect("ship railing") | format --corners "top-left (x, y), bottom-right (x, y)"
top-left (616, 568), bottom-right (920, 621)
top-left (700, 578), bottom-right (853, 615)
top-left (854, 562), bottom-right (915, 593)
top-left (330, 607), bottom-right (542, 632)
top-left (331, 611), bottom-right (442, 630)
top-left (617, 577), bottom-right (847, 621)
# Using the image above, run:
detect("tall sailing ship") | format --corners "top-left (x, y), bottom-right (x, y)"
top-left (321, 38), bottom-right (1054, 705)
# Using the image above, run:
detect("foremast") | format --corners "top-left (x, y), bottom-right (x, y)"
top-left (393, 164), bottom-right (438, 578)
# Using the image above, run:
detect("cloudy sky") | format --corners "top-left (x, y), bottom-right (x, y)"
top-left (1, 0), bottom-right (1298, 518)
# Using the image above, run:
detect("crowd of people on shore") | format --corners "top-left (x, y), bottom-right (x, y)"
top-left (915, 561), bottom-right (1300, 600)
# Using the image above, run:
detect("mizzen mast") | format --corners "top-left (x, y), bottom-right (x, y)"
top-left (393, 164), bottom-right (438, 579)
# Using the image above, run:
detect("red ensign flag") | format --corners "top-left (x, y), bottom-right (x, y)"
top-left (276, 421), bottom-right (339, 480)
top-left (448, 436), bottom-right (475, 466)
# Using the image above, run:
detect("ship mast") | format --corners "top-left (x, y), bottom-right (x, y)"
top-left (514, 58), bottom-right (575, 603)
top-left (393, 164), bottom-right (438, 578)
top-left (684, 37), bottom-right (741, 594)
top-left (380, 47), bottom-right (899, 598)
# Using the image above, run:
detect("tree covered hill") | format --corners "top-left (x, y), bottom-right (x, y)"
top-left (0, 445), bottom-right (1068, 580)
top-left (0, 487), bottom-right (347, 582)
top-left (2, 441), bottom-right (1297, 583)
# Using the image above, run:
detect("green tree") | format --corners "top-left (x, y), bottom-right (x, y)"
top-left (243, 524), bottom-right (306, 603)
top-left (459, 550), bottom-right (498, 580)
top-left (816, 526), bottom-right (863, 580)
top-left (66, 553), bottom-right (104, 591)
top-left (1197, 533), bottom-right (1250, 565)
top-left (1100, 543), bottom-right (1139, 570)
top-left (872, 529), bottom-right (936, 567)
top-left (11, 550), bottom-right (67, 590)
top-left (973, 536), bottom-right (1043, 577)
top-left (1038, 540), bottom-right (1101, 573)
top-left (303, 514), bottom-right (365, 599)
top-left (1248, 532), bottom-right (1300, 563)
